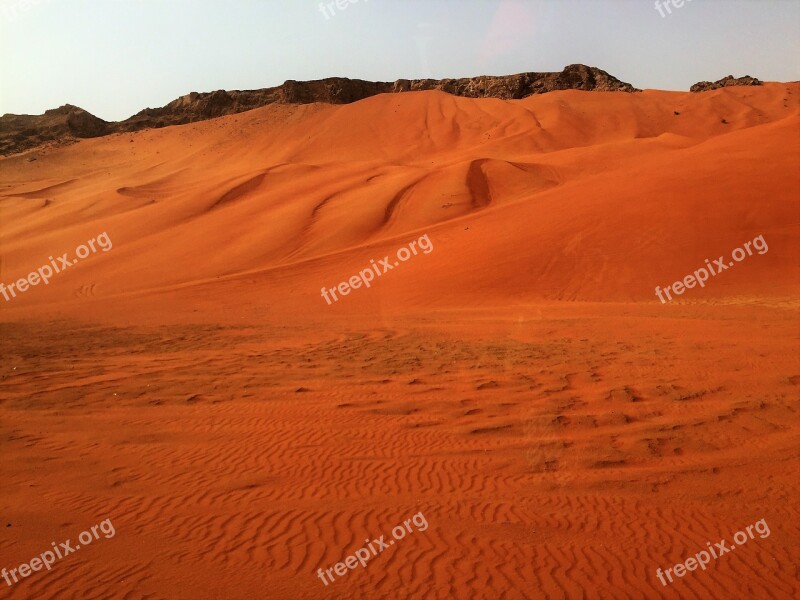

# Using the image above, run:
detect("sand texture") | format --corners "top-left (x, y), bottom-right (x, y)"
top-left (1, 83), bottom-right (798, 599)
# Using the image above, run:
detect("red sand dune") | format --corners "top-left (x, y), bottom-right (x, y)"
top-left (0, 84), bottom-right (798, 599)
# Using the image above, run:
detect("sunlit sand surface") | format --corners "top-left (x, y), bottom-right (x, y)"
top-left (1, 84), bottom-right (798, 599)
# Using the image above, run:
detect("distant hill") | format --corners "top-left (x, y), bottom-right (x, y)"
top-left (1, 64), bottom-right (637, 155)
top-left (1, 66), bottom-right (769, 156)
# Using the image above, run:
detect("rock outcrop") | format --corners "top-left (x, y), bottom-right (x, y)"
top-left (690, 75), bottom-right (762, 93)
top-left (0, 104), bottom-right (110, 155)
top-left (116, 65), bottom-right (638, 133)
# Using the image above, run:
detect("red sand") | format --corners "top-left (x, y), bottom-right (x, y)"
top-left (0, 84), bottom-right (798, 599)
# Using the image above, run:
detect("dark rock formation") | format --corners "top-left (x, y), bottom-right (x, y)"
top-left (1, 65), bottom-right (639, 155)
top-left (393, 63), bottom-right (639, 99)
top-left (0, 104), bottom-right (110, 155)
top-left (116, 65), bottom-right (638, 133)
top-left (690, 75), bottom-right (762, 93)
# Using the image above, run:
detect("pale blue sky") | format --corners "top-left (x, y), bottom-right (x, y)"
top-left (1, 0), bottom-right (798, 121)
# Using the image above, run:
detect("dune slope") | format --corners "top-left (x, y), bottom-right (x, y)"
top-left (0, 84), bottom-right (797, 318)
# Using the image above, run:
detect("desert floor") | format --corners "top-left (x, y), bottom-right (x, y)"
top-left (1, 84), bottom-right (798, 599)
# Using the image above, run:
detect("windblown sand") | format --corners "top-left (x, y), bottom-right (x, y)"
top-left (1, 84), bottom-right (798, 599)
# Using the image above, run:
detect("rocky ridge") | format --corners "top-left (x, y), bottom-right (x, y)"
top-left (690, 75), bottom-right (762, 93)
top-left (0, 65), bottom-right (639, 155)
top-left (0, 66), bottom-right (767, 156)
